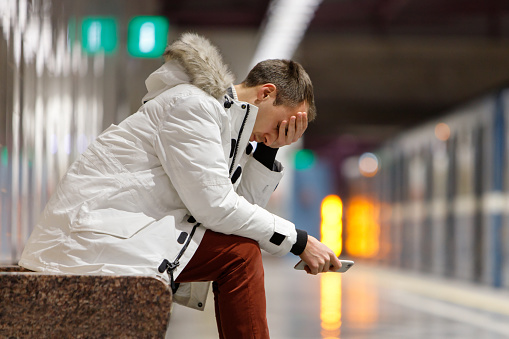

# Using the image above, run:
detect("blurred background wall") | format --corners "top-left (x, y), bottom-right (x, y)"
top-left (0, 0), bottom-right (164, 261)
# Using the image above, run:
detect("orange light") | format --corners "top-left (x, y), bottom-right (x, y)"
top-left (345, 196), bottom-right (379, 258)
top-left (435, 122), bottom-right (450, 141)
top-left (343, 270), bottom-right (379, 326)
top-left (320, 272), bottom-right (342, 339)
top-left (358, 152), bottom-right (379, 177)
top-left (320, 195), bottom-right (343, 257)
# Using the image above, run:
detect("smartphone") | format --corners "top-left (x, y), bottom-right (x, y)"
top-left (294, 259), bottom-right (355, 273)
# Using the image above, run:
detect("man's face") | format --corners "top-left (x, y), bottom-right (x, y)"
top-left (250, 99), bottom-right (309, 147)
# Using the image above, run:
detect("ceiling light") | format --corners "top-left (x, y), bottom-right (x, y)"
top-left (250, 0), bottom-right (322, 68)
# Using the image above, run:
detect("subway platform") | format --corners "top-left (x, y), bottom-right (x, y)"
top-left (167, 255), bottom-right (509, 339)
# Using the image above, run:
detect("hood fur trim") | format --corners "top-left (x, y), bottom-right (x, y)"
top-left (164, 33), bottom-right (235, 100)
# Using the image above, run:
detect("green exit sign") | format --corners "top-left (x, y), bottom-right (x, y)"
top-left (81, 17), bottom-right (117, 54)
top-left (294, 149), bottom-right (316, 171)
top-left (128, 16), bottom-right (169, 58)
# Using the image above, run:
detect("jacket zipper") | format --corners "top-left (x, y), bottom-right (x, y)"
top-left (159, 222), bottom-right (200, 293)
top-left (229, 104), bottom-right (250, 176)
top-left (159, 103), bottom-right (250, 292)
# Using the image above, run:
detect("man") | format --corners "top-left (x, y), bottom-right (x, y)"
top-left (19, 33), bottom-right (341, 338)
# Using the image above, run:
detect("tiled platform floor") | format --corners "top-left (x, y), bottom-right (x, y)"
top-left (166, 256), bottom-right (509, 339)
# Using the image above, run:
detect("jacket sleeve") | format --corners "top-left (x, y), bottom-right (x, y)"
top-left (152, 93), bottom-right (297, 256)
top-left (235, 154), bottom-right (283, 208)
top-left (237, 147), bottom-right (309, 256)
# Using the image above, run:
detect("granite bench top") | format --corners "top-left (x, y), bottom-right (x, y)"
top-left (0, 266), bottom-right (172, 338)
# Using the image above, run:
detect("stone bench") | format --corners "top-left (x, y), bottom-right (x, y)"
top-left (0, 265), bottom-right (173, 338)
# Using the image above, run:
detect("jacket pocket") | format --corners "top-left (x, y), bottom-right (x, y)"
top-left (72, 201), bottom-right (156, 239)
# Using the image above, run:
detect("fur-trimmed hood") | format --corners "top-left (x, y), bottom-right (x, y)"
top-left (142, 33), bottom-right (235, 103)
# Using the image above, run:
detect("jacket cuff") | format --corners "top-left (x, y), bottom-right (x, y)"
top-left (290, 229), bottom-right (308, 255)
top-left (253, 142), bottom-right (279, 170)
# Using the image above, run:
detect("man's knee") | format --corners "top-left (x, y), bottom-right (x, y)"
top-left (233, 236), bottom-right (262, 267)
top-left (224, 237), bottom-right (264, 286)
top-left (203, 230), bottom-right (263, 272)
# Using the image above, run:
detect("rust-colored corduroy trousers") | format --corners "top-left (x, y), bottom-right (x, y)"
top-left (176, 230), bottom-right (270, 339)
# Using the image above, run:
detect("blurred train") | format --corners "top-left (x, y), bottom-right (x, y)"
top-left (352, 88), bottom-right (509, 288)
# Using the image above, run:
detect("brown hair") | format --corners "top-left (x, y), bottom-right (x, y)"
top-left (241, 59), bottom-right (316, 121)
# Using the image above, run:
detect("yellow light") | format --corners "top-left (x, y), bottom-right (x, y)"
top-left (320, 195), bottom-right (343, 257)
top-left (320, 272), bottom-right (342, 339)
top-left (345, 196), bottom-right (380, 258)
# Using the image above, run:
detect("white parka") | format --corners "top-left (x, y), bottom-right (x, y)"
top-left (19, 33), bottom-right (299, 310)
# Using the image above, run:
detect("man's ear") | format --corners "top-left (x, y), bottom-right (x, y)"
top-left (256, 84), bottom-right (276, 102)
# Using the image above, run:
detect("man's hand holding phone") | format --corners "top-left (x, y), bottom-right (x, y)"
top-left (296, 235), bottom-right (343, 275)
top-left (294, 259), bottom-right (354, 272)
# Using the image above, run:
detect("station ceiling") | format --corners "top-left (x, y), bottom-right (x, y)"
top-left (161, 0), bottom-right (509, 147)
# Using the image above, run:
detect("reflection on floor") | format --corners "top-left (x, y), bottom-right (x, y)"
top-left (166, 255), bottom-right (509, 339)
